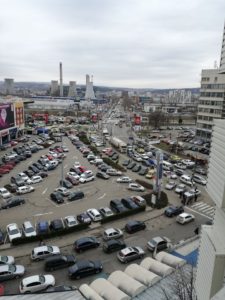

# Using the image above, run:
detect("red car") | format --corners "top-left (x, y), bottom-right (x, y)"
top-left (10, 141), bottom-right (18, 146)
top-left (55, 147), bottom-right (63, 153)
top-left (5, 161), bottom-right (16, 167)
top-left (66, 176), bottom-right (79, 185)
top-left (46, 154), bottom-right (53, 160)
top-left (0, 168), bottom-right (10, 174)
top-left (78, 166), bottom-right (87, 173)
top-left (1, 164), bottom-right (14, 170)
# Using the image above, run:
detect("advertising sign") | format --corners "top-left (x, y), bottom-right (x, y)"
top-left (134, 115), bottom-right (141, 125)
top-left (15, 102), bottom-right (24, 127)
top-left (0, 103), bottom-right (15, 130)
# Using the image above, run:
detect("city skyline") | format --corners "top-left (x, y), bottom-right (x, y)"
top-left (0, 0), bottom-right (225, 88)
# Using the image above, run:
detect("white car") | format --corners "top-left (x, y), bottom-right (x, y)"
top-left (176, 213), bottom-right (195, 224)
top-left (19, 275), bottom-right (55, 294)
top-left (117, 246), bottom-right (145, 263)
top-left (99, 207), bottom-right (114, 217)
top-left (192, 174), bottom-right (207, 185)
top-left (0, 255), bottom-right (15, 265)
top-left (174, 163), bottom-right (187, 170)
top-left (128, 183), bottom-right (145, 192)
top-left (6, 223), bottom-right (22, 242)
top-left (79, 171), bottom-right (95, 183)
top-left (62, 146), bottom-right (69, 152)
top-left (18, 172), bottom-right (29, 182)
top-left (55, 187), bottom-right (69, 196)
top-left (175, 184), bottom-right (186, 194)
top-left (170, 173), bottom-right (178, 179)
top-left (116, 176), bottom-right (132, 183)
top-left (180, 175), bottom-right (193, 186)
top-left (103, 228), bottom-right (123, 241)
top-left (66, 172), bottom-right (80, 180)
top-left (0, 187), bottom-right (11, 199)
top-left (106, 169), bottom-right (122, 176)
top-left (16, 185), bottom-right (35, 194)
top-left (30, 175), bottom-right (43, 184)
top-left (181, 159), bottom-right (195, 167)
top-left (22, 221), bottom-right (37, 237)
top-left (165, 181), bottom-right (176, 190)
top-left (31, 245), bottom-right (60, 261)
top-left (64, 216), bottom-right (78, 227)
top-left (86, 208), bottom-right (102, 222)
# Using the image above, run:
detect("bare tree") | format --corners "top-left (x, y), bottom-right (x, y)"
top-left (148, 111), bottom-right (165, 129)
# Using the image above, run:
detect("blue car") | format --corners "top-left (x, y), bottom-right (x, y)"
top-left (164, 206), bottom-right (184, 217)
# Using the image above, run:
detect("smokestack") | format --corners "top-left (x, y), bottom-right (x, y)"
top-left (59, 62), bottom-right (63, 97)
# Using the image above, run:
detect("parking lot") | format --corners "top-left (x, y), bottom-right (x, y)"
top-left (0, 129), bottom-right (213, 295)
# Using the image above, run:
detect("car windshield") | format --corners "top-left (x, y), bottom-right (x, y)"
top-left (1, 256), bottom-right (8, 263)
top-left (39, 275), bottom-right (45, 284)
top-left (149, 239), bottom-right (157, 246)
top-left (47, 246), bottom-right (53, 252)
top-left (9, 264), bottom-right (16, 272)
top-left (9, 228), bottom-right (19, 235)
top-left (25, 227), bottom-right (34, 233)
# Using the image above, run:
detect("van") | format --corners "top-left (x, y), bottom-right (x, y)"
top-left (180, 175), bottom-right (193, 186)
top-left (131, 196), bottom-right (146, 207)
top-left (162, 161), bottom-right (173, 171)
top-left (44, 254), bottom-right (76, 271)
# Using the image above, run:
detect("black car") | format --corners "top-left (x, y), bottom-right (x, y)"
top-left (77, 213), bottom-right (91, 224)
top-left (73, 236), bottom-right (100, 253)
top-left (33, 162), bottom-right (43, 170)
top-left (127, 162), bottom-right (136, 169)
top-left (139, 167), bottom-right (148, 176)
top-left (45, 285), bottom-right (77, 293)
top-left (0, 229), bottom-right (4, 244)
top-left (68, 260), bottom-right (103, 279)
top-left (100, 164), bottom-right (111, 172)
top-left (1, 197), bottom-right (25, 209)
top-left (39, 172), bottom-right (48, 178)
top-left (68, 191), bottom-right (84, 201)
top-left (49, 219), bottom-right (64, 231)
top-left (24, 169), bottom-right (35, 178)
top-left (110, 199), bottom-right (128, 213)
top-left (125, 220), bottom-right (146, 233)
top-left (96, 172), bottom-right (110, 180)
top-left (132, 164), bottom-right (142, 172)
top-left (164, 205), bottom-right (184, 217)
top-left (50, 192), bottom-right (64, 204)
top-left (122, 159), bottom-right (131, 166)
top-left (44, 254), bottom-right (76, 271)
top-left (4, 184), bottom-right (17, 193)
top-left (17, 155), bottom-right (27, 161)
top-left (174, 169), bottom-right (184, 176)
top-left (59, 180), bottom-right (73, 189)
top-left (103, 239), bottom-right (126, 253)
top-left (111, 153), bottom-right (119, 161)
top-left (121, 198), bottom-right (139, 209)
top-left (70, 167), bottom-right (82, 175)
top-left (28, 165), bottom-right (39, 173)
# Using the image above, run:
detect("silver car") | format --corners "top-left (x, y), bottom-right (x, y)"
top-left (0, 256), bottom-right (15, 266)
top-left (117, 246), bottom-right (145, 263)
top-left (0, 264), bottom-right (25, 281)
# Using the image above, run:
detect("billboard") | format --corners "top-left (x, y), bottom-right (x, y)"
top-left (15, 102), bottom-right (24, 127)
top-left (0, 103), bottom-right (15, 130)
top-left (134, 115), bottom-right (141, 125)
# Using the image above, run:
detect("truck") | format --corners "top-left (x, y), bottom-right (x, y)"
top-left (110, 136), bottom-right (127, 153)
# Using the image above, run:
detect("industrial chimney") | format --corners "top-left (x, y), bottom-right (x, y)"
top-left (59, 62), bottom-right (63, 97)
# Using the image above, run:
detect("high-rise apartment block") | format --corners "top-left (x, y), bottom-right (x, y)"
top-left (196, 24), bottom-right (225, 141)
top-left (4, 78), bottom-right (14, 95)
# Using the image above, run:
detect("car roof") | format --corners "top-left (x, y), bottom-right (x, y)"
top-left (121, 247), bottom-right (134, 255)
top-left (34, 246), bottom-right (48, 251)
top-left (22, 275), bottom-right (40, 285)
top-left (179, 212), bottom-right (192, 217)
top-left (104, 228), bottom-right (118, 234)
top-left (151, 236), bottom-right (165, 243)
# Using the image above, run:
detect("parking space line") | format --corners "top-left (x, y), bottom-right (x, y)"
top-left (33, 212), bottom-right (53, 217)
top-left (97, 193), bottom-right (106, 200)
top-left (42, 188), bottom-right (48, 195)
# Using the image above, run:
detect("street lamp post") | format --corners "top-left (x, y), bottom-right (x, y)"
top-left (60, 135), bottom-right (64, 186)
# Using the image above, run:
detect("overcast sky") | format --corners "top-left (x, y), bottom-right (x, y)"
top-left (0, 0), bottom-right (224, 88)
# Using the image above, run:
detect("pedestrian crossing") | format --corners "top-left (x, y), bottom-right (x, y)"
top-left (189, 201), bottom-right (215, 218)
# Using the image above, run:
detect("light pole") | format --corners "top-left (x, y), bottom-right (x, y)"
top-left (60, 135), bottom-right (64, 186)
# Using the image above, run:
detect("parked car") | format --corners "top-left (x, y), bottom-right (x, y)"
top-left (55, 187), bottom-right (69, 196)
top-left (77, 213), bottom-right (91, 224)
top-left (68, 191), bottom-right (84, 201)
top-left (45, 254), bottom-right (76, 272)
top-left (106, 169), bottom-right (122, 176)
top-left (96, 172), bottom-right (110, 180)
top-left (128, 183), bottom-right (145, 192)
top-left (176, 213), bottom-right (195, 224)
top-left (73, 236), bottom-right (100, 253)
top-left (165, 181), bottom-right (176, 190)
top-left (19, 275), bottom-right (55, 294)
top-left (0, 256), bottom-right (15, 266)
top-left (103, 239), bottom-right (126, 254)
top-left (99, 207), bottom-right (114, 218)
top-left (1, 197), bottom-right (25, 209)
top-left (164, 206), bottom-right (184, 217)
top-left (87, 208), bottom-right (102, 222)
top-left (59, 180), bottom-right (73, 189)
top-left (0, 264), bottom-right (25, 281)
top-left (16, 186), bottom-right (34, 195)
top-left (147, 236), bottom-right (171, 252)
top-left (110, 199), bottom-right (128, 213)
top-left (103, 228), bottom-right (123, 241)
top-left (22, 221), bottom-right (36, 237)
top-left (6, 223), bottom-right (22, 242)
top-left (116, 176), bottom-right (132, 183)
top-left (192, 174), bottom-right (207, 185)
top-left (31, 245), bottom-right (61, 261)
top-left (125, 220), bottom-right (146, 233)
top-left (50, 192), bottom-right (64, 204)
top-left (36, 221), bottom-right (49, 235)
top-left (0, 188), bottom-right (11, 199)
top-left (64, 216), bottom-right (78, 228)
top-left (68, 260), bottom-right (103, 280)
top-left (180, 175), bottom-right (193, 186)
top-left (117, 246), bottom-right (145, 263)
top-left (175, 184), bottom-right (186, 194)
top-left (49, 219), bottom-right (64, 231)
top-left (131, 196), bottom-right (146, 207)
top-left (4, 184), bottom-right (17, 193)
top-left (79, 171), bottom-right (95, 183)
